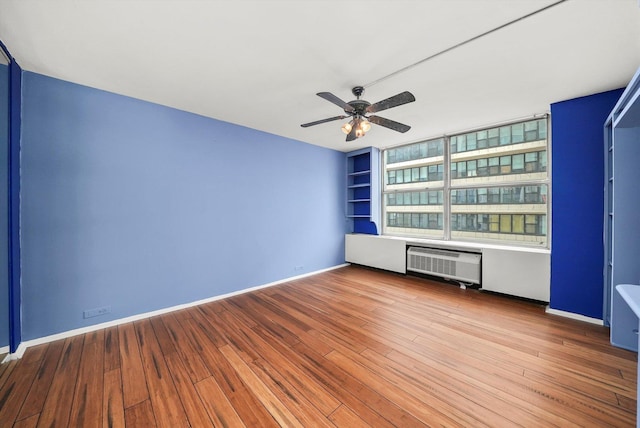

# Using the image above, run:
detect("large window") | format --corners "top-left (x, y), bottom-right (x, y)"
top-left (383, 118), bottom-right (549, 247)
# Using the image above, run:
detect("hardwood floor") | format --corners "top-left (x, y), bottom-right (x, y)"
top-left (0, 265), bottom-right (636, 427)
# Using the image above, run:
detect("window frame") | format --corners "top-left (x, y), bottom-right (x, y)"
top-left (381, 116), bottom-right (550, 248)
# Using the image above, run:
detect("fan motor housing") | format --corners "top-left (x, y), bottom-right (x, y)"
top-left (346, 99), bottom-right (371, 115)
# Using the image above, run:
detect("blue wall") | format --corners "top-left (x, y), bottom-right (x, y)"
top-left (550, 89), bottom-right (623, 319)
top-left (0, 63), bottom-right (8, 348)
top-left (20, 72), bottom-right (347, 340)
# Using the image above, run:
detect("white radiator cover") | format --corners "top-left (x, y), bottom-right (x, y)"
top-left (345, 234), bottom-right (550, 302)
top-left (407, 247), bottom-right (481, 284)
top-left (345, 234), bottom-right (406, 273)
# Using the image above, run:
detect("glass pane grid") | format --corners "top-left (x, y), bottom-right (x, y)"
top-left (383, 117), bottom-right (549, 247)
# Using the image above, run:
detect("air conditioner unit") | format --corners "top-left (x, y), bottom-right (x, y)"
top-left (407, 247), bottom-right (481, 284)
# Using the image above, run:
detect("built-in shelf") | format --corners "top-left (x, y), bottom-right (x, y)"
top-left (346, 147), bottom-right (380, 235)
top-left (607, 63), bottom-right (640, 364)
top-left (348, 170), bottom-right (371, 177)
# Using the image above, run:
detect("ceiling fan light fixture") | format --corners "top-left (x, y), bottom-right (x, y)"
top-left (360, 118), bottom-right (371, 133)
top-left (341, 120), bottom-right (354, 134)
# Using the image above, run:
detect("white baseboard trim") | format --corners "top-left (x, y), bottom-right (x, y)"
top-left (10, 264), bottom-right (349, 359)
top-left (1, 343), bottom-right (26, 363)
top-left (545, 307), bottom-right (603, 325)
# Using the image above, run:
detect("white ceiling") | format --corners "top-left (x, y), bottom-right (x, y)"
top-left (1, 0), bottom-right (639, 152)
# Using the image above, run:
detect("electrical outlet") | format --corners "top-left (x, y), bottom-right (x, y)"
top-left (83, 305), bottom-right (112, 319)
top-left (294, 265), bottom-right (304, 271)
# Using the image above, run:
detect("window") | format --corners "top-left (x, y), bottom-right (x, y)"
top-left (383, 118), bottom-right (549, 247)
top-left (383, 139), bottom-right (445, 239)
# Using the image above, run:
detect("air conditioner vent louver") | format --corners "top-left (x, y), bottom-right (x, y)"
top-left (407, 247), bottom-right (481, 284)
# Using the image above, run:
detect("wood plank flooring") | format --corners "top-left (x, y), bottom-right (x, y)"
top-left (0, 265), bottom-right (636, 427)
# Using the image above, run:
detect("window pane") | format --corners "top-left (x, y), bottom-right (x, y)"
top-left (489, 157), bottom-right (499, 175)
top-left (412, 167), bottom-right (420, 182)
top-left (450, 136), bottom-right (458, 154)
top-left (538, 119), bottom-right (547, 139)
top-left (512, 214), bottom-right (525, 233)
top-left (488, 128), bottom-right (499, 147)
top-left (420, 167), bottom-right (428, 181)
top-left (467, 133), bottom-right (477, 150)
top-left (467, 135), bottom-right (477, 151)
top-left (420, 213), bottom-right (428, 229)
top-left (387, 170), bottom-right (395, 184)
top-left (488, 188), bottom-right (500, 203)
top-left (411, 213), bottom-right (420, 228)
top-left (411, 192), bottom-right (420, 205)
top-left (477, 158), bottom-right (488, 176)
top-left (512, 123), bottom-right (524, 143)
top-left (499, 126), bottom-right (511, 145)
top-left (500, 215), bottom-right (512, 233)
top-left (478, 188), bottom-right (487, 203)
top-left (387, 150), bottom-right (395, 163)
top-left (512, 154), bottom-right (524, 172)
top-left (403, 192), bottom-right (412, 205)
top-left (429, 165), bottom-right (438, 180)
top-left (490, 214), bottom-right (499, 232)
top-left (524, 121), bottom-right (538, 141)
top-left (500, 156), bottom-right (512, 174)
top-left (384, 119), bottom-right (548, 246)
top-left (525, 152), bottom-right (538, 172)
top-left (430, 140), bottom-right (444, 156)
top-left (467, 189), bottom-right (477, 204)
top-left (467, 160), bottom-right (477, 177)
top-left (458, 135), bottom-right (467, 152)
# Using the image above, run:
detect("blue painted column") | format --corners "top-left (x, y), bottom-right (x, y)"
top-left (549, 89), bottom-right (623, 320)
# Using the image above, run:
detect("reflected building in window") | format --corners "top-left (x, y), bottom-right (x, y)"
top-left (383, 118), bottom-right (549, 246)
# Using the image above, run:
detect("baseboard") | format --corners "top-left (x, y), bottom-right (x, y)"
top-left (11, 263), bottom-right (349, 359)
top-left (1, 342), bottom-right (26, 363)
top-left (545, 307), bottom-right (603, 325)
top-left (0, 345), bottom-right (9, 364)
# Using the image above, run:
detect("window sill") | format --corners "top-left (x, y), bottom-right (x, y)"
top-left (376, 234), bottom-right (550, 255)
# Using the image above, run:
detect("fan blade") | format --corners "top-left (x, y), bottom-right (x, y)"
top-left (366, 91), bottom-right (415, 113)
top-left (317, 92), bottom-right (355, 113)
top-left (368, 115), bottom-right (411, 133)
top-left (301, 115), bottom-right (348, 128)
top-left (345, 125), bottom-right (359, 142)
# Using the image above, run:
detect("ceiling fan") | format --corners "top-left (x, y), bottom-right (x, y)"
top-left (301, 86), bottom-right (416, 142)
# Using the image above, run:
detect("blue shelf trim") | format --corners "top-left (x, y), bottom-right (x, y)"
top-left (7, 52), bottom-right (21, 354)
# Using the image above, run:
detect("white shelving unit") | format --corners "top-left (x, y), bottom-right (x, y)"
top-left (606, 65), bottom-right (640, 351)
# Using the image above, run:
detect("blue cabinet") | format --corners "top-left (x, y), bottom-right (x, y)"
top-left (346, 147), bottom-right (380, 234)
top-left (606, 65), bottom-right (640, 350)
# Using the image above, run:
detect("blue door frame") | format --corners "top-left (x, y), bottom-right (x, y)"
top-left (1, 39), bottom-right (21, 354)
